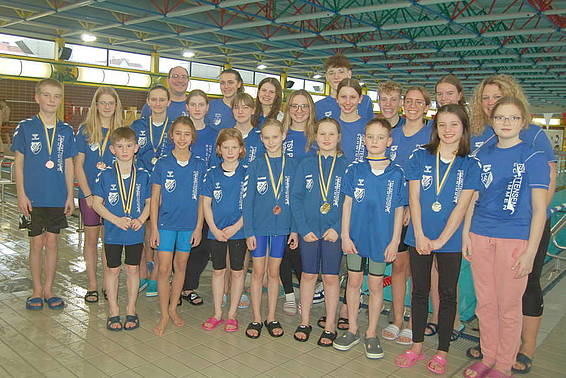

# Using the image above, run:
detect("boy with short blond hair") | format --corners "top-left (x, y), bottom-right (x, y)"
top-left (12, 78), bottom-right (77, 310)
top-left (378, 80), bottom-right (404, 128)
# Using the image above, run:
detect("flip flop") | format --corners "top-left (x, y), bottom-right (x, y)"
top-left (25, 297), bottom-right (43, 311)
top-left (84, 290), bottom-right (99, 303)
top-left (382, 324), bottom-right (400, 341)
top-left (425, 322), bottom-right (438, 336)
top-left (427, 354), bottom-right (447, 375)
top-left (106, 316), bottom-right (122, 331)
top-left (224, 318), bottom-right (239, 333)
top-left (124, 314), bottom-right (140, 331)
top-left (44, 296), bottom-right (65, 310)
top-left (245, 321), bottom-right (263, 339)
top-left (512, 352), bottom-right (533, 375)
top-left (202, 317), bottom-right (224, 330)
top-left (395, 350), bottom-right (425, 368)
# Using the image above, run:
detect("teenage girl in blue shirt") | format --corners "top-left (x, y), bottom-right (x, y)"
top-left (205, 69), bottom-right (243, 131)
top-left (231, 92), bottom-right (264, 165)
top-left (252, 77), bottom-right (283, 128)
top-left (75, 87), bottom-right (124, 303)
top-left (149, 117), bottom-right (206, 336)
top-left (395, 104), bottom-right (479, 374)
top-left (336, 78), bottom-right (369, 163)
top-left (243, 119), bottom-right (299, 339)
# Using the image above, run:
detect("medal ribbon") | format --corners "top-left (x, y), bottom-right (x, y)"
top-left (265, 153), bottom-right (286, 201)
top-left (99, 128), bottom-right (110, 159)
top-left (38, 115), bottom-right (57, 159)
top-left (115, 162), bottom-right (137, 216)
top-left (149, 116), bottom-right (169, 155)
top-left (435, 150), bottom-right (455, 197)
top-left (318, 152), bottom-right (336, 204)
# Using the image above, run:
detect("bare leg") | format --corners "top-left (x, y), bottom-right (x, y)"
top-left (387, 251), bottom-right (409, 339)
top-left (228, 269), bottom-right (244, 319)
top-left (153, 251), bottom-right (173, 336)
top-left (105, 266), bottom-right (121, 321)
top-left (299, 273), bottom-right (317, 326)
top-left (42, 232), bottom-right (59, 299)
top-left (29, 234), bottom-right (46, 300)
top-left (209, 268), bottom-right (226, 323)
top-left (366, 275), bottom-right (384, 338)
top-left (266, 257), bottom-right (282, 329)
top-left (83, 225), bottom-right (101, 291)
top-left (169, 252), bottom-right (189, 327)
top-left (322, 274), bottom-right (340, 333)
top-left (513, 315), bottom-right (542, 370)
top-left (124, 264), bottom-right (140, 328)
top-left (248, 256), bottom-right (265, 337)
top-left (346, 271), bottom-right (363, 335)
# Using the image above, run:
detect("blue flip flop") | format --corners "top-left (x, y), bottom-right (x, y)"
top-left (25, 297), bottom-right (44, 310)
top-left (44, 296), bottom-right (65, 310)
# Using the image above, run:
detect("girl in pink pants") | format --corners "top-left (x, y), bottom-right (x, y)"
top-left (462, 97), bottom-right (549, 378)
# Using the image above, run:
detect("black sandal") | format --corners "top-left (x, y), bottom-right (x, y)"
top-left (124, 314), bottom-right (140, 331)
top-left (106, 316), bottom-right (122, 331)
top-left (186, 292), bottom-right (204, 305)
top-left (264, 320), bottom-right (284, 337)
top-left (425, 322), bottom-right (438, 336)
top-left (512, 353), bottom-right (533, 375)
top-left (293, 325), bottom-right (312, 342)
top-left (84, 290), bottom-right (99, 303)
top-left (245, 321), bottom-right (263, 339)
top-left (317, 330), bottom-right (337, 347)
top-left (337, 317), bottom-right (349, 330)
top-left (466, 345), bottom-right (483, 360)
top-left (317, 316), bottom-right (326, 329)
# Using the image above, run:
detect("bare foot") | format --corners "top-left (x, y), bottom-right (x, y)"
top-left (153, 317), bottom-right (169, 336)
top-left (169, 308), bottom-right (185, 327)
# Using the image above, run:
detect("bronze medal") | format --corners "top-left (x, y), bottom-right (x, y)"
top-left (272, 205), bottom-right (281, 215)
top-left (96, 161), bottom-right (106, 170)
top-left (45, 160), bottom-right (55, 169)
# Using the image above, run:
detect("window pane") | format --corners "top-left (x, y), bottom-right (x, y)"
top-left (367, 90), bottom-right (378, 102)
top-left (189, 79), bottom-right (222, 95)
top-left (108, 50), bottom-right (150, 71)
top-left (287, 77), bottom-right (304, 91)
top-left (0, 34), bottom-right (55, 59)
top-left (238, 69), bottom-right (254, 85)
top-left (255, 72), bottom-right (278, 85)
top-left (244, 86), bottom-right (257, 97)
top-left (191, 62), bottom-right (221, 79)
top-left (311, 95), bottom-right (326, 103)
top-left (304, 80), bottom-right (324, 94)
top-left (67, 43), bottom-right (107, 65)
top-left (159, 57), bottom-right (190, 74)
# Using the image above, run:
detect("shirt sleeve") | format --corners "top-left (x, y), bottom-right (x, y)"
top-left (341, 164), bottom-right (355, 197)
top-left (92, 171), bottom-right (105, 198)
top-left (63, 126), bottom-right (78, 159)
top-left (141, 171), bottom-right (152, 201)
top-left (396, 170), bottom-right (409, 207)
top-left (532, 127), bottom-right (556, 163)
top-left (75, 127), bottom-right (87, 153)
top-left (405, 149), bottom-right (421, 181)
top-left (361, 95), bottom-right (375, 120)
top-left (149, 160), bottom-right (163, 185)
top-left (463, 156), bottom-right (482, 191)
top-left (140, 104), bottom-right (151, 118)
top-left (526, 151), bottom-right (550, 189)
top-left (202, 167), bottom-right (214, 198)
top-left (10, 122), bottom-right (26, 154)
top-left (242, 160), bottom-right (257, 237)
top-left (290, 162), bottom-right (311, 237)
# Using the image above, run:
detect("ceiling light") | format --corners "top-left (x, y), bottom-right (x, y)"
top-left (183, 49), bottom-right (195, 58)
top-left (312, 73), bottom-right (322, 79)
top-left (257, 63), bottom-right (267, 70)
top-left (81, 33), bottom-right (97, 42)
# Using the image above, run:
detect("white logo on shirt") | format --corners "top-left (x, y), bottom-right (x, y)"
top-left (503, 163), bottom-right (525, 215)
top-left (108, 192), bottom-right (119, 206)
top-left (390, 145), bottom-right (398, 161)
top-left (284, 140), bottom-right (294, 157)
top-left (191, 171), bottom-right (199, 200)
top-left (248, 146), bottom-right (257, 162)
top-left (424, 165), bottom-right (432, 173)
top-left (213, 182), bottom-right (222, 202)
top-left (30, 133), bottom-right (41, 154)
top-left (214, 114), bottom-right (222, 126)
top-left (89, 142), bottom-right (99, 151)
top-left (324, 111), bottom-right (332, 117)
top-left (481, 164), bottom-right (492, 189)
top-left (256, 178), bottom-right (268, 195)
top-left (305, 174), bottom-right (313, 192)
top-left (453, 170), bottom-right (464, 203)
top-left (165, 170), bottom-right (176, 193)
top-left (354, 179), bottom-right (365, 202)
top-left (385, 180), bottom-right (394, 213)
top-left (138, 130), bottom-right (147, 148)
top-left (421, 175), bottom-right (432, 191)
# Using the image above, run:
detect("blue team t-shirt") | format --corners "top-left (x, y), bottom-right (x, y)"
top-left (342, 161), bottom-right (407, 262)
top-left (404, 148), bottom-right (481, 252)
top-left (315, 95), bottom-right (374, 121)
top-left (388, 122), bottom-right (432, 170)
top-left (202, 163), bottom-right (247, 240)
top-left (141, 100), bottom-right (187, 121)
top-left (192, 126), bottom-right (218, 166)
top-left (339, 117), bottom-right (368, 164)
top-left (472, 142), bottom-right (550, 240)
top-left (284, 129), bottom-right (310, 160)
top-left (150, 154), bottom-right (206, 231)
top-left (205, 99), bottom-right (236, 131)
top-left (291, 154), bottom-right (347, 237)
top-left (93, 165), bottom-right (151, 245)
top-left (130, 117), bottom-right (173, 171)
top-left (209, 127), bottom-right (265, 167)
top-left (75, 126), bottom-right (116, 198)
top-left (11, 116), bottom-right (77, 207)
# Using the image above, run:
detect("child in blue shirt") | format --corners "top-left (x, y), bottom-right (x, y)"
top-left (140, 66), bottom-right (189, 121)
top-left (231, 92), bottom-right (265, 164)
top-left (205, 69), bottom-right (243, 130)
top-left (378, 80), bottom-right (405, 129)
top-left (12, 78), bottom-right (77, 311)
top-left (291, 118), bottom-right (347, 346)
top-left (333, 118), bottom-right (406, 359)
top-left (243, 119), bottom-right (299, 339)
top-left (463, 97), bottom-right (549, 378)
top-left (282, 90), bottom-right (317, 160)
top-left (131, 85), bottom-right (174, 171)
top-left (186, 89), bottom-right (218, 167)
top-left (75, 86), bottom-right (124, 304)
top-left (202, 128), bottom-right (248, 332)
top-left (149, 117), bottom-right (206, 336)
top-left (315, 55), bottom-right (374, 121)
top-left (93, 127), bottom-right (151, 331)
top-left (336, 79), bottom-right (370, 164)
top-left (395, 105), bottom-right (480, 373)
top-left (252, 77), bottom-right (284, 128)
top-left (384, 86), bottom-right (432, 345)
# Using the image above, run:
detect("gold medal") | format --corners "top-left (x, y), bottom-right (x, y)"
top-left (273, 205), bottom-right (281, 215)
top-left (151, 157), bottom-right (158, 165)
top-left (115, 162), bottom-right (137, 217)
top-left (432, 201), bottom-right (442, 212)
top-left (320, 202), bottom-right (331, 214)
top-left (265, 153), bottom-right (286, 216)
top-left (45, 160), bottom-right (54, 169)
top-left (96, 161), bottom-right (106, 170)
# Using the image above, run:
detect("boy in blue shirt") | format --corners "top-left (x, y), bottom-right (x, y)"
top-left (378, 81), bottom-right (405, 129)
top-left (12, 78), bottom-right (77, 311)
top-left (93, 127), bottom-right (151, 331)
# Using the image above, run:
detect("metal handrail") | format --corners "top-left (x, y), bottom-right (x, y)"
top-left (549, 203), bottom-right (566, 261)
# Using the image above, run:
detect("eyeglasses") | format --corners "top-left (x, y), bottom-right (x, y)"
top-left (170, 74), bottom-right (189, 80)
top-left (493, 115), bottom-right (522, 123)
top-left (289, 104), bottom-right (309, 110)
top-left (97, 101), bottom-right (116, 107)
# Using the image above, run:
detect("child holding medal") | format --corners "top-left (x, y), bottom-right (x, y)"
top-left (93, 127), bottom-right (151, 331)
top-left (149, 117), bottom-right (206, 336)
top-left (291, 118), bottom-right (347, 346)
top-left (12, 78), bottom-right (77, 311)
top-left (242, 119), bottom-right (299, 338)
top-left (75, 87), bottom-right (124, 303)
top-left (395, 105), bottom-right (479, 374)
top-left (333, 118), bottom-right (406, 359)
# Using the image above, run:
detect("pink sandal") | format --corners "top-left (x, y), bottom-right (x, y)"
top-left (395, 350), bottom-right (425, 368)
top-left (202, 317), bottom-right (224, 330)
top-left (463, 362), bottom-right (491, 378)
top-left (427, 354), bottom-right (447, 375)
top-left (224, 318), bottom-right (239, 332)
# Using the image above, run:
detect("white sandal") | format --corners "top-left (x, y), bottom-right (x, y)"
top-left (283, 299), bottom-right (297, 315)
top-left (382, 324), bottom-right (400, 341)
top-left (396, 328), bottom-right (413, 345)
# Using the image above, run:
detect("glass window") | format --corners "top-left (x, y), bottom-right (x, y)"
top-left (304, 80), bottom-right (324, 94)
top-left (189, 79), bottom-right (222, 95)
top-left (159, 57), bottom-right (190, 74)
top-left (287, 77), bottom-right (304, 91)
top-left (311, 95), bottom-right (326, 103)
top-left (244, 86), bottom-right (258, 97)
top-left (67, 43), bottom-right (107, 65)
top-left (0, 34), bottom-right (55, 59)
top-left (192, 62), bottom-right (221, 79)
top-left (108, 50), bottom-right (150, 71)
top-left (238, 69), bottom-right (254, 85)
top-left (254, 72), bottom-right (278, 85)
top-left (367, 90), bottom-right (378, 102)
top-left (373, 102), bottom-right (380, 112)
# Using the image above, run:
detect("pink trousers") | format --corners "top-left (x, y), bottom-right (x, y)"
top-left (470, 233), bottom-right (528, 372)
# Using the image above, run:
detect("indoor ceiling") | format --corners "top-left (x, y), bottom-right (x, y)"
top-left (0, 0), bottom-right (565, 110)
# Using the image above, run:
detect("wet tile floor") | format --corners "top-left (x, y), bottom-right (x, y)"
top-left (0, 197), bottom-right (565, 377)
